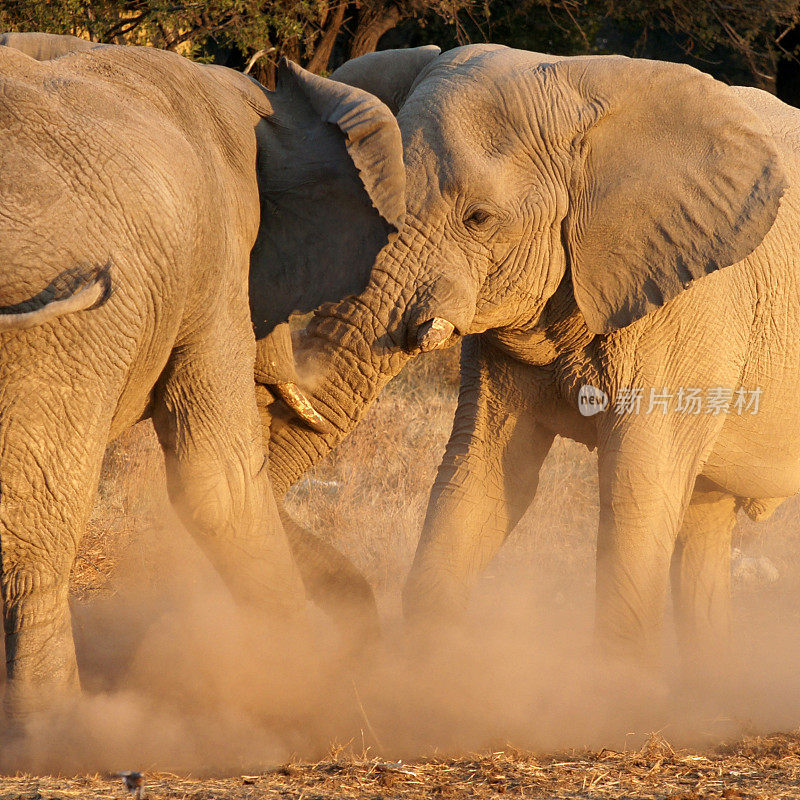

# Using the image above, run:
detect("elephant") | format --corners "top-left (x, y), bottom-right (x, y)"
top-left (266, 43), bottom-right (798, 671)
top-left (0, 31), bottom-right (101, 60)
top-left (0, 33), bottom-right (405, 715)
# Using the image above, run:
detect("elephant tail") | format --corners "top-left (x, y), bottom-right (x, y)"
top-left (280, 510), bottom-right (381, 643)
top-left (0, 262), bottom-right (111, 332)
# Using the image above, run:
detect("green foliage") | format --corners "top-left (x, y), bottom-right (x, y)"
top-left (0, 0), bottom-right (797, 90)
top-left (0, 0), bottom-right (329, 66)
top-left (416, 0), bottom-right (800, 89)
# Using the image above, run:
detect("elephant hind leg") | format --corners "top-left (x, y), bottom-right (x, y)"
top-left (152, 314), bottom-right (305, 617)
top-left (670, 487), bottom-right (738, 675)
top-left (0, 379), bottom-right (112, 717)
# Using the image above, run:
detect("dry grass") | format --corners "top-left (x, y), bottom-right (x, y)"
top-left (71, 426), bottom-right (168, 601)
top-left (2, 732), bottom-right (800, 798)
top-left (28, 343), bottom-right (800, 796)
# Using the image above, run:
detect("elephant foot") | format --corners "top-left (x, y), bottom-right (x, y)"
top-left (3, 604), bottom-right (81, 720)
top-left (400, 583), bottom-right (474, 666)
top-left (402, 568), bottom-right (471, 629)
top-left (592, 616), bottom-right (666, 674)
top-left (3, 673), bottom-right (81, 722)
top-left (281, 515), bottom-right (381, 650)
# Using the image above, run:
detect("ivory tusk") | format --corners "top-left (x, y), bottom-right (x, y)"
top-left (275, 382), bottom-right (330, 433)
top-left (417, 317), bottom-right (456, 352)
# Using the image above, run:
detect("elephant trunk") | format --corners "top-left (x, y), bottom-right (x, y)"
top-left (268, 226), bottom-right (474, 496)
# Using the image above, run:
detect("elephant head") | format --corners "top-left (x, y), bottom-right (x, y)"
top-left (267, 44), bottom-right (785, 497)
top-left (204, 56), bottom-right (413, 635)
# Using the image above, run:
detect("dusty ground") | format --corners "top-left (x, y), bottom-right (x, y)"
top-left (2, 347), bottom-right (800, 797)
top-left (2, 733), bottom-right (800, 799)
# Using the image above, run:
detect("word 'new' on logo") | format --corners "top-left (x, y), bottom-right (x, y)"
top-left (578, 384), bottom-right (609, 416)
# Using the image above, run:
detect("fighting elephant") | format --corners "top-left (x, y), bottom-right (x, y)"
top-left (0, 31), bottom-right (101, 60)
top-left (0, 34), bottom-right (404, 715)
top-left (267, 43), bottom-right (798, 669)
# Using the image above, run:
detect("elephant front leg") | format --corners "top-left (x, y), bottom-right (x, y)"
top-left (670, 487), bottom-right (737, 678)
top-left (0, 382), bottom-right (111, 717)
top-left (403, 336), bottom-right (555, 622)
top-left (594, 419), bottom-right (719, 663)
top-left (153, 314), bottom-right (305, 618)
top-left (3, 583), bottom-right (78, 718)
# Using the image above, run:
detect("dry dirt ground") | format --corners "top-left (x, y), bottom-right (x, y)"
top-left (2, 347), bottom-right (800, 797)
top-left (1, 733), bottom-right (799, 799)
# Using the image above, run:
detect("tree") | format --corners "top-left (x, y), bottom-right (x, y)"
top-left (0, 0), bottom-right (472, 81)
top-left (598, 0), bottom-right (799, 89)
top-left (776, 7), bottom-right (800, 106)
top-left (1, 0), bottom-right (797, 97)
top-left (410, 0), bottom-right (800, 95)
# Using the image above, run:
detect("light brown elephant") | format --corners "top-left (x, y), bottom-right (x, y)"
top-left (0, 31), bottom-right (100, 60)
top-left (0, 34), bottom-right (405, 716)
top-left (265, 44), bottom-right (798, 672)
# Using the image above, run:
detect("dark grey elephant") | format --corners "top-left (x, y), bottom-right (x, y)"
top-left (267, 44), bottom-right (798, 671)
top-left (0, 34), bottom-right (403, 715)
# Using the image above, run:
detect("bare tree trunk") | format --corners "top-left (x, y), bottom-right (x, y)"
top-left (253, 59), bottom-right (277, 89)
top-left (283, 38), bottom-right (301, 63)
top-left (348, 3), bottom-right (402, 59)
top-left (307, 0), bottom-right (348, 73)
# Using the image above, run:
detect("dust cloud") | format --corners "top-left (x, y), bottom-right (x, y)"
top-left (1, 504), bottom-right (799, 776)
top-left (1, 356), bottom-right (799, 775)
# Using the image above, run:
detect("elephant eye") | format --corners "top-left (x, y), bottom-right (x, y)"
top-left (464, 206), bottom-right (494, 229)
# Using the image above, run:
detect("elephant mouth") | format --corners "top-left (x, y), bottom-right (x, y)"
top-left (404, 271), bottom-right (478, 354)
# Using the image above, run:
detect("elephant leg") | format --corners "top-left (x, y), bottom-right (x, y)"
top-left (670, 487), bottom-right (737, 675)
top-left (280, 513), bottom-right (380, 645)
top-left (152, 315), bottom-right (304, 617)
top-left (0, 380), bottom-right (110, 717)
top-left (403, 335), bottom-right (555, 621)
top-left (594, 415), bottom-right (723, 663)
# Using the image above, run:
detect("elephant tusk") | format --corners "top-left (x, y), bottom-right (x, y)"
top-left (275, 382), bottom-right (330, 433)
top-left (417, 317), bottom-right (456, 352)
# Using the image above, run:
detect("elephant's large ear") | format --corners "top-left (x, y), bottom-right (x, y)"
top-left (250, 59), bottom-right (405, 337)
top-left (552, 57), bottom-right (787, 334)
top-left (330, 46), bottom-right (441, 113)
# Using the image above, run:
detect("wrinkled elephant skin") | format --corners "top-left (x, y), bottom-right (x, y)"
top-left (0, 34), bottom-right (403, 715)
top-left (267, 45), bottom-right (799, 671)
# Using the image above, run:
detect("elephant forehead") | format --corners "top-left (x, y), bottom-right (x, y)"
top-left (418, 44), bottom-right (559, 89)
top-left (400, 52), bottom-right (569, 171)
top-left (400, 123), bottom-right (493, 209)
top-left (402, 76), bottom-right (499, 151)
top-left (398, 87), bottom-right (540, 212)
